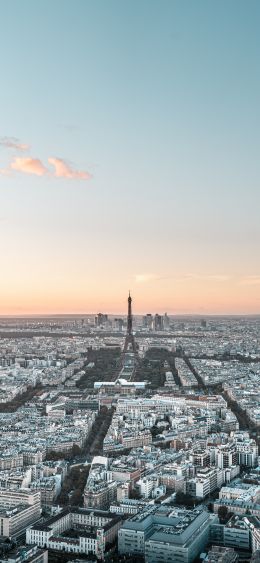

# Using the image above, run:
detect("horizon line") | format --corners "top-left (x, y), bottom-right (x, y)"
top-left (0, 311), bottom-right (260, 318)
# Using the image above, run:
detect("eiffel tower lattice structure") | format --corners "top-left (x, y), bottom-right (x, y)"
top-left (123, 292), bottom-right (138, 357)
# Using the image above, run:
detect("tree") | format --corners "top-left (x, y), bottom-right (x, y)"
top-left (218, 505), bottom-right (228, 522)
top-left (175, 491), bottom-right (199, 507)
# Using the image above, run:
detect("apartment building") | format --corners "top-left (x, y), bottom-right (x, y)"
top-left (0, 489), bottom-right (41, 539)
top-left (26, 508), bottom-right (122, 560)
top-left (84, 481), bottom-right (117, 510)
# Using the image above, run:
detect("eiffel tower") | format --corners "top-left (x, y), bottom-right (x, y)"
top-left (123, 292), bottom-right (137, 356)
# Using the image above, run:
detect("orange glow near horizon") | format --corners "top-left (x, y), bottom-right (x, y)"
top-left (1, 275), bottom-right (260, 316)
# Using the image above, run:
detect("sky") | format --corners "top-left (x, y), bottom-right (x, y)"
top-left (0, 0), bottom-right (260, 315)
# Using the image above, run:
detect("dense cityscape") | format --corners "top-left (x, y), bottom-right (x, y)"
top-left (0, 294), bottom-right (258, 562)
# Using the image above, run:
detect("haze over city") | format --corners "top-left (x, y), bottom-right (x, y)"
top-left (0, 0), bottom-right (260, 315)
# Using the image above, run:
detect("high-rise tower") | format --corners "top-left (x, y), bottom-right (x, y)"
top-left (123, 292), bottom-right (137, 355)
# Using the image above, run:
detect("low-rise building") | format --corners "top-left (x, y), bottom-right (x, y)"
top-left (118, 505), bottom-right (217, 563)
top-left (205, 545), bottom-right (238, 562)
top-left (26, 508), bottom-right (122, 560)
top-left (84, 481), bottom-right (117, 510)
top-left (0, 490), bottom-right (41, 539)
top-left (0, 545), bottom-right (48, 563)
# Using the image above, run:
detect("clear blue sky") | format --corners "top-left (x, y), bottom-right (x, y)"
top-left (0, 0), bottom-right (260, 314)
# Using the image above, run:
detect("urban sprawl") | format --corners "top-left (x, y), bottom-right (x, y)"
top-left (0, 296), bottom-right (259, 563)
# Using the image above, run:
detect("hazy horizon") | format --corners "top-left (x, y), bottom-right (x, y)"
top-left (0, 311), bottom-right (260, 319)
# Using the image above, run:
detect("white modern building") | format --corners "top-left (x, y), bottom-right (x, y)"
top-left (118, 505), bottom-right (217, 563)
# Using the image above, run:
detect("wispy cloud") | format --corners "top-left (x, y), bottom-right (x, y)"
top-left (239, 275), bottom-right (260, 286)
top-left (184, 273), bottom-right (230, 282)
top-left (135, 274), bottom-right (160, 284)
top-left (58, 124), bottom-right (81, 132)
top-left (135, 273), bottom-right (230, 284)
top-left (0, 137), bottom-right (92, 181)
top-left (48, 158), bottom-right (92, 180)
top-left (11, 157), bottom-right (48, 176)
top-left (0, 137), bottom-right (30, 151)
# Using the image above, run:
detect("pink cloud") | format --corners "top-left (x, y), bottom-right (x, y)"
top-left (0, 137), bottom-right (30, 151)
top-left (0, 139), bottom-right (92, 181)
top-left (11, 157), bottom-right (48, 176)
top-left (48, 157), bottom-right (92, 180)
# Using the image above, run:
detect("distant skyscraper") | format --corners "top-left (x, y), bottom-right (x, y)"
top-left (114, 318), bottom-right (124, 332)
top-left (163, 313), bottom-right (170, 330)
top-left (154, 313), bottom-right (163, 331)
top-left (95, 313), bottom-right (108, 327)
top-left (143, 314), bottom-right (153, 330)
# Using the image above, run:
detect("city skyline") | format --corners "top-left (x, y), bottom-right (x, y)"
top-left (1, 0), bottom-right (260, 315)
